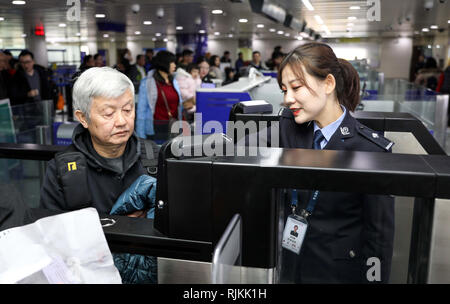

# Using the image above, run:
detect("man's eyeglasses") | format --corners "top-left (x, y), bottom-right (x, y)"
top-left (20, 60), bottom-right (33, 64)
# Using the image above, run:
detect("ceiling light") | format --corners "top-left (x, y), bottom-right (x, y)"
top-left (12, 1), bottom-right (26, 5)
top-left (428, 45), bottom-right (432, 49)
top-left (277, 30), bottom-right (284, 35)
top-left (430, 25), bottom-right (438, 29)
top-left (143, 21), bottom-right (152, 25)
top-left (95, 14), bottom-right (106, 18)
top-left (238, 18), bottom-right (248, 23)
top-left (156, 33), bottom-right (161, 36)
top-left (58, 23), bottom-right (66, 27)
top-left (228, 34), bottom-right (233, 38)
top-left (211, 9), bottom-right (223, 15)
top-left (349, 6), bottom-right (360, 10)
top-left (214, 32), bottom-right (220, 35)
top-left (199, 30), bottom-right (206, 34)
top-left (103, 34), bottom-right (109, 38)
top-left (176, 26), bottom-right (183, 30)
top-left (422, 28), bottom-right (429, 32)
top-left (21, 33), bottom-right (27, 37)
top-left (257, 24), bottom-right (264, 28)
top-left (269, 28), bottom-right (276, 32)
top-left (0, 17), bottom-right (4, 21)
top-left (135, 31), bottom-right (141, 35)
top-left (314, 15), bottom-right (324, 25)
top-left (302, 0), bottom-right (314, 11)
top-left (152, 38), bottom-right (157, 41)
top-left (448, 20), bottom-right (450, 24)
top-left (163, 38), bottom-right (168, 42)
top-left (296, 36), bottom-right (303, 40)
top-left (436, 45), bottom-right (441, 48)
top-left (348, 16), bottom-right (357, 20)
top-left (76, 32), bottom-right (81, 36)
top-left (285, 33), bottom-right (291, 37)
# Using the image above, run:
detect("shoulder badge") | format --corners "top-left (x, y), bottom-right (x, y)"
top-left (356, 125), bottom-right (394, 151)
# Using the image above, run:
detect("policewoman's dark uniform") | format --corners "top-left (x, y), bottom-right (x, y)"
top-left (279, 107), bottom-right (395, 284)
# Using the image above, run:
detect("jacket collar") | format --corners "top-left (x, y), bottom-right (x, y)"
top-left (71, 124), bottom-right (141, 174)
top-left (324, 108), bottom-right (355, 149)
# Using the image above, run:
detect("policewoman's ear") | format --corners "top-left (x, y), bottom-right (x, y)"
top-left (74, 110), bottom-right (89, 129)
top-left (324, 74), bottom-right (336, 95)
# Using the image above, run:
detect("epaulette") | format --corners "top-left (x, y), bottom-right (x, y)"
top-left (356, 124), bottom-right (394, 151)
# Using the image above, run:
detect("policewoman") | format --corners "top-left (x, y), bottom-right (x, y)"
top-left (277, 42), bottom-right (395, 283)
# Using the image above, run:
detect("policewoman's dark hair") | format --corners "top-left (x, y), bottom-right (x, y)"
top-left (277, 42), bottom-right (360, 111)
top-left (152, 50), bottom-right (176, 83)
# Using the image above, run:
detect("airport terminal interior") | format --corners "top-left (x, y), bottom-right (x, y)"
top-left (0, 0), bottom-right (450, 284)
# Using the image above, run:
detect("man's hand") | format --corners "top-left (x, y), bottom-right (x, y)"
top-left (126, 209), bottom-right (148, 218)
top-left (27, 89), bottom-right (39, 97)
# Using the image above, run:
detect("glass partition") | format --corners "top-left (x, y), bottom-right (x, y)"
top-left (0, 158), bottom-right (43, 209)
top-left (0, 99), bottom-right (54, 144)
top-left (358, 79), bottom-right (448, 148)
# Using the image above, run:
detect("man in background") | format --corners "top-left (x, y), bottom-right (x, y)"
top-left (235, 52), bottom-right (244, 73)
top-left (220, 51), bottom-right (231, 63)
top-left (145, 48), bottom-right (154, 73)
top-left (249, 51), bottom-right (268, 70)
top-left (129, 54), bottom-right (147, 94)
top-left (0, 51), bottom-right (10, 99)
top-left (94, 53), bottom-right (104, 67)
top-left (10, 49), bottom-right (52, 105)
top-left (177, 49), bottom-right (194, 71)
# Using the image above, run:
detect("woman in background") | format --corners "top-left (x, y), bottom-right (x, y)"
top-left (208, 55), bottom-right (223, 81)
top-left (136, 51), bottom-right (183, 140)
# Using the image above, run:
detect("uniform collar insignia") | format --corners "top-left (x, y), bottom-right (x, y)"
top-left (340, 126), bottom-right (350, 136)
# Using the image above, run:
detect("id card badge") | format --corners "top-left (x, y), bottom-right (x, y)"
top-left (282, 214), bottom-right (308, 255)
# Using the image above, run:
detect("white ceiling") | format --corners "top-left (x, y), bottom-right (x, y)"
top-left (0, 0), bottom-right (448, 43)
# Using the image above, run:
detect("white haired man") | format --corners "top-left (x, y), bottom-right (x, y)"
top-left (40, 67), bottom-right (158, 216)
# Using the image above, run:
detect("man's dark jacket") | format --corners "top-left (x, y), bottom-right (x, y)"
top-left (40, 124), bottom-right (146, 214)
top-left (10, 64), bottom-right (52, 105)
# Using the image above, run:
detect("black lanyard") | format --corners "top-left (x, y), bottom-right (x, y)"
top-left (291, 189), bottom-right (320, 218)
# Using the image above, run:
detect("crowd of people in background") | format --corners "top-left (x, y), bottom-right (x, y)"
top-left (0, 46), bottom-right (286, 108)
top-left (2, 45), bottom-right (449, 131)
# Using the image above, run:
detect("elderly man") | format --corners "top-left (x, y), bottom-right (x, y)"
top-left (40, 67), bottom-right (158, 215)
